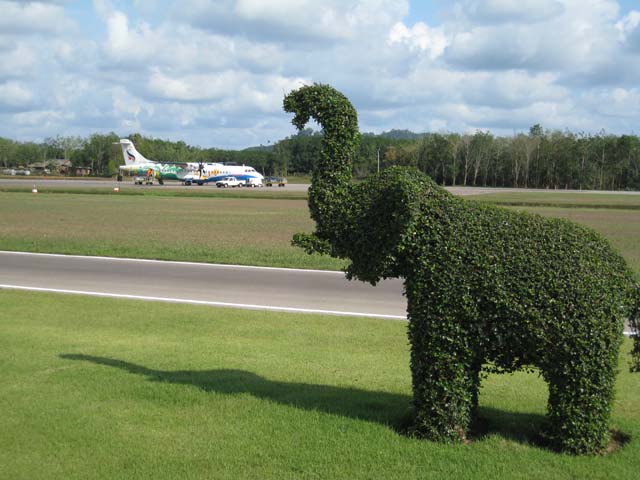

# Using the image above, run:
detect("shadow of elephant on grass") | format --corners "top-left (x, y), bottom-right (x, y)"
top-left (60, 353), bottom-right (549, 448)
top-left (59, 353), bottom-right (410, 427)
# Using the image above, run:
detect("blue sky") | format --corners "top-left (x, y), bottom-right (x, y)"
top-left (1, 0), bottom-right (640, 149)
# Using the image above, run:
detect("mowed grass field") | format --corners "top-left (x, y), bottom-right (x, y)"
top-left (473, 191), bottom-right (640, 209)
top-left (510, 206), bottom-right (640, 277)
top-left (1, 189), bottom-right (640, 478)
top-left (1, 290), bottom-right (639, 479)
top-left (0, 184), bottom-right (309, 200)
top-left (473, 191), bottom-right (640, 276)
top-left (0, 190), bottom-right (638, 275)
top-left (0, 192), bottom-right (344, 270)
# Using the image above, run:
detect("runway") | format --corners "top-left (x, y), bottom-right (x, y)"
top-left (1, 251), bottom-right (635, 334)
top-left (0, 178), bottom-right (312, 192)
top-left (3, 178), bottom-right (639, 196)
top-left (0, 251), bottom-right (407, 319)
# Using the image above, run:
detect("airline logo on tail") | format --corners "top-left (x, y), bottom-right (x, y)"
top-left (119, 139), bottom-right (150, 166)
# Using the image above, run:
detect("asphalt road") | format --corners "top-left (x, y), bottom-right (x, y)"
top-left (0, 251), bottom-right (407, 319)
top-left (1, 251), bottom-right (634, 333)
top-left (2, 178), bottom-right (639, 196)
top-left (0, 178), bottom-right (312, 192)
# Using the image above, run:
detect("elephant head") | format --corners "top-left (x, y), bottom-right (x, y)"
top-left (339, 167), bottom-right (452, 284)
top-left (284, 84), bottom-right (451, 285)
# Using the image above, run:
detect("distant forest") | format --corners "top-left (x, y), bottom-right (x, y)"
top-left (1, 125), bottom-right (639, 190)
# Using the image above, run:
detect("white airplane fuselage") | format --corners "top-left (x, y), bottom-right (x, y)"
top-left (181, 164), bottom-right (264, 185)
top-left (117, 139), bottom-right (264, 185)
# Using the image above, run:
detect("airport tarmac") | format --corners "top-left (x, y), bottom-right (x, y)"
top-left (0, 251), bottom-right (634, 333)
top-left (0, 178), bottom-right (311, 192)
top-left (0, 251), bottom-right (407, 319)
top-left (2, 178), bottom-right (639, 196)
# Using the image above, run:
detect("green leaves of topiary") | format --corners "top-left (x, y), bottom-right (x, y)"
top-left (284, 84), bottom-right (359, 254)
top-left (283, 83), bottom-right (640, 455)
top-left (630, 286), bottom-right (640, 372)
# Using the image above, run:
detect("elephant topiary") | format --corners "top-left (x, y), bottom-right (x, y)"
top-left (283, 83), bottom-right (640, 455)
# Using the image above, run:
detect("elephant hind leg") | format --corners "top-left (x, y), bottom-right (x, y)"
top-left (542, 354), bottom-right (617, 454)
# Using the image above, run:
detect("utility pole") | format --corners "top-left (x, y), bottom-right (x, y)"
top-left (377, 148), bottom-right (380, 173)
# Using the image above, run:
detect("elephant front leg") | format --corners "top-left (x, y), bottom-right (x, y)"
top-left (406, 306), bottom-right (481, 443)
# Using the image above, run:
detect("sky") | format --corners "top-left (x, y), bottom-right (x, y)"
top-left (1, 0), bottom-right (639, 149)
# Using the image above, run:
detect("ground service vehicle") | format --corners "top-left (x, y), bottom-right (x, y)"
top-left (244, 178), bottom-right (263, 187)
top-left (215, 177), bottom-right (243, 188)
top-left (133, 175), bottom-right (154, 185)
top-left (265, 177), bottom-right (287, 187)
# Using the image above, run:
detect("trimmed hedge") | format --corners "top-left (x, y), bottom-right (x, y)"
top-left (630, 289), bottom-right (640, 372)
top-left (283, 84), bottom-right (358, 256)
top-left (284, 84), bottom-right (640, 454)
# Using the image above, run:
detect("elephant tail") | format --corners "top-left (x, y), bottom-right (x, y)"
top-left (630, 283), bottom-right (640, 372)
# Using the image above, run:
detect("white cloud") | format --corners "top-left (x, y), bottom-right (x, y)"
top-left (453, 0), bottom-right (565, 25)
top-left (583, 87), bottom-right (640, 119)
top-left (0, 42), bottom-right (37, 80)
top-left (460, 71), bottom-right (567, 108)
top-left (96, 6), bottom-right (282, 76)
top-left (176, 0), bottom-right (408, 44)
top-left (0, 81), bottom-right (34, 110)
top-left (617, 10), bottom-right (640, 36)
top-left (1, 0), bottom-right (640, 148)
top-left (388, 21), bottom-right (448, 59)
top-left (616, 10), bottom-right (640, 52)
top-left (146, 69), bottom-right (237, 102)
top-left (0, 1), bottom-right (73, 35)
top-left (444, 0), bottom-right (625, 85)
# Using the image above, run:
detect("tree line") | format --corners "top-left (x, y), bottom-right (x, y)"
top-left (1, 125), bottom-right (639, 190)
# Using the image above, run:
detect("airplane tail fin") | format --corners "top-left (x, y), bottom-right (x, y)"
top-left (119, 139), bottom-right (150, 165)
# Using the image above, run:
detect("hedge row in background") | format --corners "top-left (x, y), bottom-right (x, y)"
top-left (3, 122), bottom-right (640, 191)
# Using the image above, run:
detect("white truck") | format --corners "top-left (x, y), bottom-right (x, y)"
top-left (215, 176), bottom-right (243, 188)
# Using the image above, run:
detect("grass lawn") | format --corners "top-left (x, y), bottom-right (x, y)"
top-left (0, 184), bottom-right (309, 200)
top-left (509, 206), bottom-right (640, 277)
top-left (472, 191), bottom-right (640, 209)
top-left (1, 191), bottom-right (638, 276)
top-left (0, 192), bottom-right (344, 270)
top-left (1, 290), bottom-right (639, 479)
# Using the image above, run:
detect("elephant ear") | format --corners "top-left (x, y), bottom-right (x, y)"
top-left (283, 89), bottom-right (310, 129)
top-left (344, 167), bottom-right (446, 284)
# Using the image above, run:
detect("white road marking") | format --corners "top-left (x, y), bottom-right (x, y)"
top-left (0, 284), bottom-right (407, 321)
top-left (1, 284), bottom-right (634, 335)
top-left (0, 250), bottom-right (344, 275)
top-left (1, 251), bottom-right (634, 335)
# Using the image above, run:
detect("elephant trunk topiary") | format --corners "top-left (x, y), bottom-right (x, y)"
top-left (283, 85), bottom-right (359, 257)
top-left (283, 83), bottom-right (640, 455)
top-left (630, 286), bottom-right (640, 372)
